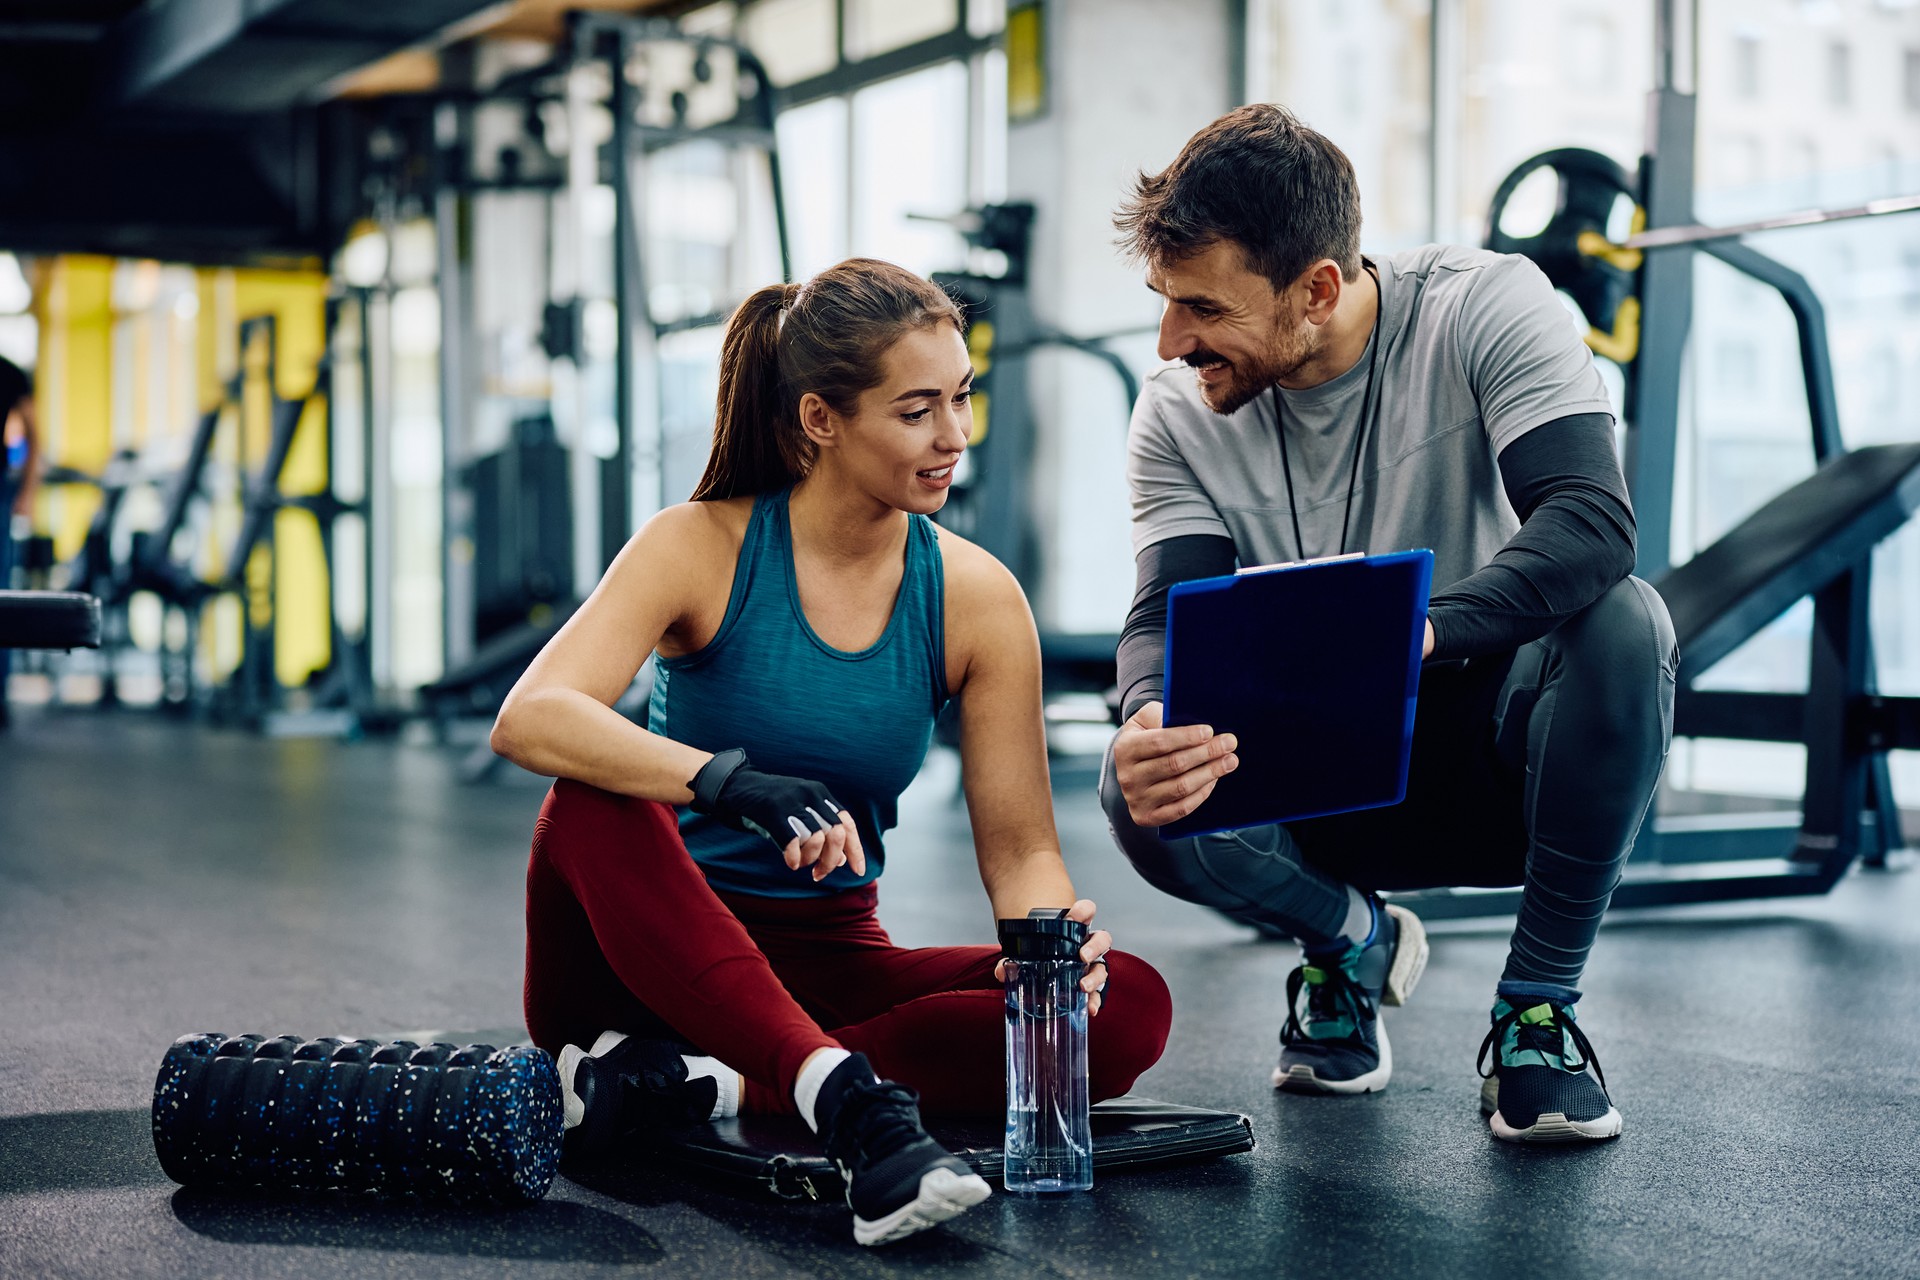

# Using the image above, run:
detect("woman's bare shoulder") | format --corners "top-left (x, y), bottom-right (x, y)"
top-left (931, 521), bottom-right (1030, 619)
top-left (635, 496), bottom-right (753, 561)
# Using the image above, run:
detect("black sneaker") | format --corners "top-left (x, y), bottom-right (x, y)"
top-left (556, 1031), bottom-right (718, 1159)
top-left (815, 1053), bottom-right (992, 1247)
top-left (1477, 997), bottom-right (1622, 1143)
top-left (1272, 902), bottom-right (1427, 1094)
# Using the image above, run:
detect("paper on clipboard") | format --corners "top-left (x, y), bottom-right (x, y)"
top-left (1159, 548), bottom-right (1434, 840)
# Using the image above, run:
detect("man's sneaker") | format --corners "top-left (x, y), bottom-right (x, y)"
top-left (815, 1053), bottom-right (992, 1247)
top-left (1272, 901), bottom-right (1427, 1094)
top-left (556, 1031), bottom-right (719, 1159)
top-left (1477, 998), bottom-right (1622, 1143)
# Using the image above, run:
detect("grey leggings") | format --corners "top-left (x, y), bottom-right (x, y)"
top-left (1100, 576), bottom-right (1678, 990)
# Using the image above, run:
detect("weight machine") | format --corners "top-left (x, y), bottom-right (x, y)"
top-left (386, 15), bottom-right (788, 776)
top-left (30, 310), bottom-right (371, 733)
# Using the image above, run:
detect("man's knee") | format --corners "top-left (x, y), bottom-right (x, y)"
top-left (1557, 578), bottom-right (1676, 706)
top-left (1099, 740), bottom-right (1215, 905)
top-left (1558, 577), bottom-right (1677, 678)
top-left (1547, 576), bottom-right (1678, 760)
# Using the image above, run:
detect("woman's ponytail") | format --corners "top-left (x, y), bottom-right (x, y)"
top-left (691, 261), bottom-right (963, 502)
top-left (691, 282), bottom-right (809, 502)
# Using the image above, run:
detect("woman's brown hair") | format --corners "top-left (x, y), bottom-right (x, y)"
top-left (690, 258), bottom-right (964, 502)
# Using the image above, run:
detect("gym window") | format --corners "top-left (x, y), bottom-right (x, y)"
top-left (725, 0), bottom-right (1005, 279)
top-left (1826, 41), bottom-right (1851, 108)
top-left (1733, 33), bottom-right (1761, 100)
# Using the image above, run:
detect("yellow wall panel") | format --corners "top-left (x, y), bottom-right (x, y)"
top-left (226, 267), bottom-right (331, 690)
top-left (273, 507), bottom-right (332, 687)
top-left (39, 257), bottom-right (116, 559)
top-left (34, 256), bottom-right (337, 697)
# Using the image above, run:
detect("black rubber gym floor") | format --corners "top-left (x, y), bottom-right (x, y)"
top-left (3, 710), bottom-right (1917, 1279)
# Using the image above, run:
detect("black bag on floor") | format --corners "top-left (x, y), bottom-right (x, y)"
top-left (151, 1033), bottom-right (563, 1205)
top-left (658, 1095), bottom-right (1255, 1201)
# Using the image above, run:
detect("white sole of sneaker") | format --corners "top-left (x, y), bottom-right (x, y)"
top-left (1271, 1019), bottom-right (1393, 1094)
top-left (557, 1031), bottom-right (636, 1133)
top-left (1480, 1076), bottom-right (1623, 1142)
top-left (1380, 904), bottom-right (1428, 1008)
top-left (853, 1166), bottom-right (994, 1247)
top-left (1489, 1106), bottom-right (1623, 1143)
top-left (556, 1044), bottom-right (589, 1130)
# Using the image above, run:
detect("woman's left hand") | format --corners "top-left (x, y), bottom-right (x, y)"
top-left (994, 898), bottom-right (1113, 1018)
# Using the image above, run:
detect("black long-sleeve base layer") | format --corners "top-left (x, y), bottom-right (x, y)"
top-left (1115, 411), bottom-right (1636, 719)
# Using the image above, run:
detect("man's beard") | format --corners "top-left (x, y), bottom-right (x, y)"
top-left (1184, 324), bottom-right (1316, 417)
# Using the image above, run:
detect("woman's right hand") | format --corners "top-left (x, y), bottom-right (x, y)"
top-left (690, 751), bottom-right (868, 881)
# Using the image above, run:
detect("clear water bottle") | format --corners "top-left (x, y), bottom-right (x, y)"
top-left (999, 908), bottom-right (1093, 1193)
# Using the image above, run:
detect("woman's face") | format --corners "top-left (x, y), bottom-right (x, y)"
top-left (819, 323), bottom-right (974, 516)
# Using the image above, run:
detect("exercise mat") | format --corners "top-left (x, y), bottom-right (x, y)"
top-left (655, 1095), bottom-right (1255, 1200)
top-left (152, 1033), bottom-right (563, 1204)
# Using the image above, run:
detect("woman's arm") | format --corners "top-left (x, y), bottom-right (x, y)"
top-left (490, 502), bottom-right (725, 802)
top-left (942, 534), bottom-right (1112, 1009)
top-left (944, 541), bottom-right (1072, 914)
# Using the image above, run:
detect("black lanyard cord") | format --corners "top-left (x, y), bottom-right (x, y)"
top-left (1273, 265), bottom-right (1383, 560)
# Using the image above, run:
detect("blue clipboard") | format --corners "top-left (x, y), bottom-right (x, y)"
top-left (1160, 549), bottom-right (1434, 840)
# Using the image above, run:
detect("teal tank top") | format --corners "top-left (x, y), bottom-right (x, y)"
top-left (648, 488), bottom-right (949, 897)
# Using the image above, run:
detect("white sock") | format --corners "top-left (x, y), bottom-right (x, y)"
top-left (1340, 887), bottom-right (1376, 948)
top-left (682, 1055), bottom-right (740, 1119)
top-left (794, 1047), bottom-right (854, 1133)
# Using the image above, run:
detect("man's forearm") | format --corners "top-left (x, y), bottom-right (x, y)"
top-left (1116, 534), bottom-right (1238, 719)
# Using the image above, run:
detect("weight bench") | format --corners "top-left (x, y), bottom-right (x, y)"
top-left (0, 590), bottom-right (101, 650)
top-left (1654, 441), bottom-right (1920, 876)
top-left (652, 1096), bottom-right (1253, 1201)
top-left (1402, 441), bottom-right (1920, 919)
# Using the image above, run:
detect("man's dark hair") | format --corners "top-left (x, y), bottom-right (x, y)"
top-left (1114, 103), bottom-right (1363, 289)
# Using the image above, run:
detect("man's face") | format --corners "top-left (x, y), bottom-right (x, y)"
top-left (1147, 240), bottom-right (1316, 416)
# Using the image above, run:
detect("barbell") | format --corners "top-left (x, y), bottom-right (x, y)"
top-left (1484, 146), bottom-right (1920, 363)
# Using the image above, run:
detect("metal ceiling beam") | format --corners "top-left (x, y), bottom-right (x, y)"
top-left (99, 0), bottom-right (502, 114)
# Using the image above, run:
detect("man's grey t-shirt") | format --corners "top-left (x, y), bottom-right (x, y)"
top-left (1127, 244), bottom-right (1614, 594)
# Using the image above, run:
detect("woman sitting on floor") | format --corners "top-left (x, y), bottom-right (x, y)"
top-left (491, 258), bottom-right (1173, 1247)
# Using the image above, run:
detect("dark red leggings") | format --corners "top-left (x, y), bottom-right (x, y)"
top-left (523, 778), bottom-right (1173, 1115)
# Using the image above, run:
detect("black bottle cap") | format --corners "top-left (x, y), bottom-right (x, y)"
top-left (997, 907), bottom-right (1088, 959)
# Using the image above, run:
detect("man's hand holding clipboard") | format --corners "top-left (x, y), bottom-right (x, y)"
top-left (1111, 550), bottom-right (1435, 841)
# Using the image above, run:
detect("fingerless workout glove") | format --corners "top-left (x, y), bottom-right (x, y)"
top-left (688, 748), bottom-right (846, 851)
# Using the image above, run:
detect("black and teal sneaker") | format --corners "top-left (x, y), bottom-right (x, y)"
top-left (1273, 901), bottom-right (1428, 1094)
top-left (1477, 996), bottom-right (1622, 1143)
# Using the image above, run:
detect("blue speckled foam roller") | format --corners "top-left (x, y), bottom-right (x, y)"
top-left (151, 1033), bottom-right (564, 1204)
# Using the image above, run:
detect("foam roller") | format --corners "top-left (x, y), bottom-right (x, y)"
top-left (151, 1033), bottom-right (564, 1204)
